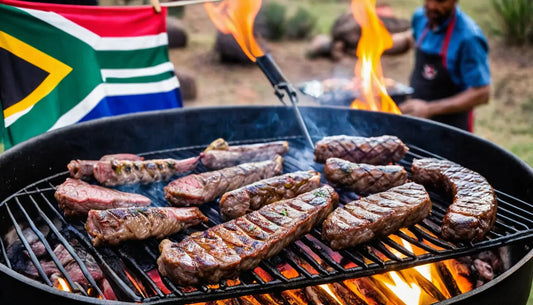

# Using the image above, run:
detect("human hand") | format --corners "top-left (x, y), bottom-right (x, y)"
top-left (399, 99), bottom-right (432, 118)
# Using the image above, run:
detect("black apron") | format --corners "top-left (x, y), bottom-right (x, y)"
top-left (409, 11), bottom-right (473, 131)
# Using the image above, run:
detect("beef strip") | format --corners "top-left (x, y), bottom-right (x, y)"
top-left (55, 178), bottom-right (151, 216)
top-left (157, 185), bottom-right (338, 286)
top-left (201, 139), bottom-right (289, 169)
top-left (324, 157), bottom-right (408, 194)
top-left (93, 156), bottom-right (199, 186)
top-left (86, 207), bottom-right (208, 246)
top-left (68, 153), bottom-right (143, 180)
top-left (322, 182), bottom-right (431, 250)
top-left (411, 158), bottom-right (497, 241)
top-left (165, 155), bottom-right (284, 207)
top-left (219, 170), bottom-right (322, 219)
top-left (314, 135), bottom-right (409, 164)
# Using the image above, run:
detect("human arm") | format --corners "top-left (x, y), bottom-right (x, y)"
top-left (399, 85), bottom-right (490, 118)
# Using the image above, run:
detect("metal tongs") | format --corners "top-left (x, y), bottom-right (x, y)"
top-left (256, 54), bottom-right (315, 149)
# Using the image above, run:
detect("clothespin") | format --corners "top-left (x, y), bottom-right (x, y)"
top-left (151, 0), bottom-right (161, 14)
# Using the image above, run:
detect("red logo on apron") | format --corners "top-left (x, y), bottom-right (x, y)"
top-left (422, 64), bottom-right (437, 80)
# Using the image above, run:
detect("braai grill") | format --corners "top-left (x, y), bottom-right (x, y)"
top-left (1, 106), bottom-right (533, 305)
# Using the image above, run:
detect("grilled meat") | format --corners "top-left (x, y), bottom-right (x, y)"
top-left (322, 182), bottom-right (431, 250)
top-left (157, 185), bottom-right (338, 286)
top-left (201, 139), bottom-right (289, 169)
top-left (55, 178), bottom-right (151, 216)
top-left (165, 155), bottom-right (284, 206)
top-left (86, 207), bottom-right (208, 246)
top-left (324, 158), bottom-right (408, 194)
top-left (219, 170), bottom-right (322, 219)
top-left (93, 156), bottom-right (200, 186)
top-left (68, 153), bottom-right (143, 179)
top-left (411, 158), bottom-right (497, 242)
top-left (314, 135), bottom-right (409, 164)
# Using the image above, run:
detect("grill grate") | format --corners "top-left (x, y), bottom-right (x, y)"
top-left (1, 136), bottom-right (533, 304)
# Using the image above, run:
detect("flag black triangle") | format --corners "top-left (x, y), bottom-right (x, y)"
top-left (0, 47), bottom-right (49, 111)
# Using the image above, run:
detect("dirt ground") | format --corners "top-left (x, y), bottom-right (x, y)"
top-left (170, 4), bottom-right (533, 165)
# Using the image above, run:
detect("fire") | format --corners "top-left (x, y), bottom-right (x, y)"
top-left (350, 0), bottom-right (401, 114)
top-left (55, 277), bottom-right (71, 292)
top-left (204, 0), bottom-right (265, 61)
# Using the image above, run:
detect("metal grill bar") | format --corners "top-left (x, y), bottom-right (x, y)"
top-left (14, 196), bottom-right (82, 294)
top-left (1, 137), bottom-right (533, 303)
top-left (5, 203), bottom-right (52, 286)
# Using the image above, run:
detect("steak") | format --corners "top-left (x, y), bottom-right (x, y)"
top-left (324, 157), bottom-right (408, 194)
top-left (322, 182), bottom-right (431, 250)
top-left (314, 135), bottom-right (408, 164)
top-left (411, 158), bottom-right (497, 241)
top-left (93, 156), bottom-right (200, 186)
top-left (165, 155), bottom-right (284, 206)
top-left (68, 153), bottom-right (143, 179)
top-left (219, 170), bottom-right (322, 219)
top-left (86, 207), bottom-right (208, 246)
top-left (157, 185), bottom-right (338, 286)
top-left (55, 178), bottom-right (151, 216)
top-left (201, 139), bottom-right (289, 169)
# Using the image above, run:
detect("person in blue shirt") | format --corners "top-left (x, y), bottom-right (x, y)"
top-left (399, 0), bottom-right (491, 132)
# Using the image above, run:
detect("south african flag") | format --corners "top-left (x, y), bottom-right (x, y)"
top-left (0, 0), bottom-right (182, 151)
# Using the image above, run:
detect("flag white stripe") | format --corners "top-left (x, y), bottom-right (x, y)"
top-left (5, 106), bottom-right (33, 128)
top-left (101, 62), bottom-right (175, 80)
top-left (20, 7), bottom-right (168, 50)
top-left (48, 77), bottom-right (180, 130)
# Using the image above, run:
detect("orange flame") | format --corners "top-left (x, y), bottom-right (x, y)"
top-left (56, 277), bottom-right (72, 292)
top-left (350, 0), bottom-right (401, 114)
top-left (204, 0), bottom-right (265, 61)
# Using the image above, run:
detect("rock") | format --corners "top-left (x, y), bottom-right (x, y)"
top-left (175, 69), bottom-right (197, 101)
top-left (167, 17), bottom-right (187, 49)
top-left (214, 31), bottom-right (269, 64)
top-left (306, 34), bottom-right (333, 59)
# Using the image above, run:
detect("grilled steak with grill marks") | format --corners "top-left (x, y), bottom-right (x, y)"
top-left (93, 156), bottom-right (200, 186)
top-left (55, 178), bottom-right (151, 216)
top-left (219, 170), bottom-right (322, 219)
top-left (411, 158), bottom-right (497, 242)
top-left (201, 139), bottom-right (289, 169)
top-left (314, 135), bottom-right (409, 164)
top-left (157, 185), bottom-right (338, 286)
top-left (322, 182), bottom-right (431, 250)
top-left (68, 153), bottom-right (143, 180)
top-left (325, 158), bottom-right (408, 194)
top-left (86, 207), bottom-right (208, 246)
top-left (165, 155), bottom-right (284, 206)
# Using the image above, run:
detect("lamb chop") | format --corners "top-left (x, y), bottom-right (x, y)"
top-left (165, 155), bottom-right (284, 206)
top-left (324, 157), bottom-right (408, 194)
top-left (157, 185), bottom-right (338, 286)
top-left (93, 156), bottom-right (200, 186)
top-left (55, 178), bottom-right (150, 216)
top-left (322, 182), bottom-right (431, 250)
top-left (201, 138), bottom-right (289, 169)
top-left (86, 207), bottom-right (208, 246)
top-left (219, 170), bottom-right (321, 219)
top-left (314, 135), bottom-right (408, 164)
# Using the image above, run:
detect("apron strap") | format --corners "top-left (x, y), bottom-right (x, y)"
top-left (440, 9), bottom-right (456, 69)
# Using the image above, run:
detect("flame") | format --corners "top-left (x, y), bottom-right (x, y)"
top-left (318, 284), bottom-right (344, 304)
top-left (204, 0), bottom-right (265, 61)
top-left (124, 269), bottom-right (148, 298)
top-left (349, 0), bottom-right (401, 114)
top-left (56, 277), bottom-right (71, 292)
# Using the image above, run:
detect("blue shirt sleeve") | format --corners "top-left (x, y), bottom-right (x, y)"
top-left (458, 36), bottom-right (491, 88)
